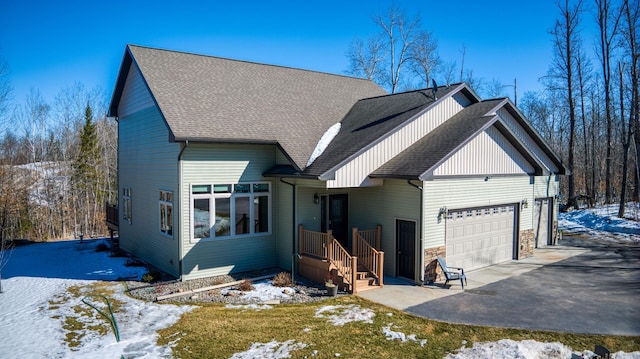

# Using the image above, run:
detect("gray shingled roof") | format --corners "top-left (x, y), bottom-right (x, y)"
top-left (302, 84), bottom-right (470, 177)
top-left (370, 99), bottom-right (515, 179)
top-left (110, 45), bottom-right (387, 170)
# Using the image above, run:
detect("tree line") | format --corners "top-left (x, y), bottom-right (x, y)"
top-left (347, 2), bottom-right (639, 217)
top-left (0, 1), bottom-right (637, 244)
top-left (0, 78), bottom-right (116, 242)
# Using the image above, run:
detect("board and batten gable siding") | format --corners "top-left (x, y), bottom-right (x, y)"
top-left (179, 143), bottom-right (278, 280)
top-left (496, 108), bottom-right (559, 173)
top-left (327, 93), bottom-right (470, 188)
top-left (422, 176), bottom-right (533, 250)
top-left (351, 180), bottom-right (421, 277)
top-left (118, 104), bottom-right (181, 277)
top-left (117, 65), bottom-right (155, 118)
top-left (433, 126), bottom-right (535, 176)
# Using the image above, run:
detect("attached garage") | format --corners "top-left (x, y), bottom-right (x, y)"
top-left (445, 205), bottom-right (516, 271)
top-left (534, 198), bottom-right (551, 248)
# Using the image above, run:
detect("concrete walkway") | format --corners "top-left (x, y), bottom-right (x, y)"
top-left (357, 236), bottom-right (640, 335)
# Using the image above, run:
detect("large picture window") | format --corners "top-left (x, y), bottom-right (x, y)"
top-left (191, 182), bottom-right (271, 241)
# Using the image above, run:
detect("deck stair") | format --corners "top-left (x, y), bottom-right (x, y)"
top-left (298, 225), bottom-right (384, 294)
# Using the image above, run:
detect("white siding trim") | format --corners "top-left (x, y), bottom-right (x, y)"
top-left (497, 108), bottom-right (559, 173)
top-left (327, 94), bottom-right (469, 188)
top-left (433, 126), bottom-right (535, 176)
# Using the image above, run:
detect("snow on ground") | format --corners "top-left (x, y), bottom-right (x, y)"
top-left (0, 239), bottom-right (194, 358)
top-left (229, 339), bottom-right (307, 359)
top-left (559, 202), bottom-right (640, 242)
top-left (0, 205), bottom-right (638, 359)
top-left (314, 304), bottom-right (375, 326)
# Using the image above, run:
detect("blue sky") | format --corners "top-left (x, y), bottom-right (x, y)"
top-left (1, 1), bottom-right (580, 106)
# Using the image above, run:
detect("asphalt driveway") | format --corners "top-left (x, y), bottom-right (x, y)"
top-left (360, 235), bottom-right (640, 335)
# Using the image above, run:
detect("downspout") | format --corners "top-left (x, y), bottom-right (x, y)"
top-left (279, 178), bottom-right (297, 283)
top-left (177, 140), bottom-right (189, 281)
top-left (407, 180), bottom-right (424, 284)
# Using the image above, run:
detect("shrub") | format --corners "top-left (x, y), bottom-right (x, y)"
top-left (94, 242), bottom-right (109, 252)
top-left (238, 279), bottom-right (254, 292)
top-left (142, 270), bottom-right (161, 283)
top-left (272, 272), bottom-right (292, 287)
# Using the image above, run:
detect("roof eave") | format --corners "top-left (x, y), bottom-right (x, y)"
top-left (318, 82), bottom-right (477, 180)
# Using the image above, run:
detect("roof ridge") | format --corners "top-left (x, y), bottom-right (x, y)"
top-left (127, 44), bottom-right (379, 84)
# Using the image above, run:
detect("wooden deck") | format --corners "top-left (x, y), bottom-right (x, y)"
top-left (298, 225), bottom-right (384, 294)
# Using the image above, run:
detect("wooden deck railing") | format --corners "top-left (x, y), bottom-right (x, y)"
top-left (105, 203), bottom-right (118, 229)
top-left (352, 225), bottom-right (384, 287)
top-left (299, 225), bottom-right (357, 292)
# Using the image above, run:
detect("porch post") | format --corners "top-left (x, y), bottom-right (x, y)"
top-left (351, 256), bottom-right (358, 294)
top-left (351, 227), bottom-right (358, 255)
top-left (378, 251), bottom-right (384, 287)
top-left (326, 230), bottom-right (333, 260)
top-left (376, 224), bottom-right (382, 250)
top-left (298, 224), bottom-right (303, 256)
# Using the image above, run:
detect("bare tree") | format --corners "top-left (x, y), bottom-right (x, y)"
top-left (549, 0), bottom-right (584, 208)
top-left (346, 37), bottom-right (385, 82)
top-left (618, 0), bottom-right (639, 217)
top-left (409, 30), bottom-right (441, 88)
top-left (346, 5), bottom-right (421, 93)
top-left (595, 0), bottom-right (623, 203)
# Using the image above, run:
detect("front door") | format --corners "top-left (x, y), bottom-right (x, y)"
top-left (396, 219), bottom-right (416, 279)
top-left (324, 194), bottom-right (348, 248)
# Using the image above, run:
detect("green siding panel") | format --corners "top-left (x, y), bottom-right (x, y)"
top-left (180, 143), bottom-right (279, 280)
top-left (118, 105), bottom-right (181, 277)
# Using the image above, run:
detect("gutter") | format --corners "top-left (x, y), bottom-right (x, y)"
top-left (407, 180), bottom-right (425, 284)
top-left (177, 140), bottom-right (189, 281)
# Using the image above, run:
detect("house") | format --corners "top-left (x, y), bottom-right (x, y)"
top-left (108, 45), bottom-right (567, 292)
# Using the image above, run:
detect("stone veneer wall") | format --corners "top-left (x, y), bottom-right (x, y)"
top-left (518, 228), bottom-right (535, 259)
top-left (423, 246), bottom-right (446, 284)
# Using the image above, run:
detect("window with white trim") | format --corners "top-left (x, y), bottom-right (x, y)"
top-left (159, 190), bottom-right (173, 236)
top-left (191, 182), bottom-right (270, 241)
top-left (122, 188), bottom-right (132, 223)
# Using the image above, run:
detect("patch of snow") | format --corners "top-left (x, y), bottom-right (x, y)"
top-left (381, 324), bottom-right (426, 347)
top-left (445, 339), bottom-right (573, 359)
top-left (314, 304), bottom-right (375, 326)
top-left (0, 238), bottom-right (195, 358)
top-left (445, 339), bottom-right (640, 359)
top-left (229, 339), bottom-right (306, 359)
top-left (559, 203), bottom-right (640, 243)
top-left (306, 122), bottom-right (341, 167)
top-left (222, 281), bottom-right (296, 302)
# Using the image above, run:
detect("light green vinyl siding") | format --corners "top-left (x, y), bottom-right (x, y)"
top-left (351, 180), bottom-right (420, 277)
top-left (180, 143), bottom-right (277, 280)
top-left (533, 174), bottom-right (560, 225)
top-left (118, 105), bottom-right (181, 277)
top-left (423, 176), bottom-right (533, 251)
top-left (275, 180), bottom-right (294, 269)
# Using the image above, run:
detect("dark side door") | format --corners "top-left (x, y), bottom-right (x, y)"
top-left (396, 219), bottom-right (416, 279)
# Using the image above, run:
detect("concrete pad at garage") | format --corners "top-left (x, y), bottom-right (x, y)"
top-left (357, 235), bottom-right (640, 335)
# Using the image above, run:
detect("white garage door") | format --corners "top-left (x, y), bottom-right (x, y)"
top-left (446, 205), bottom-right (515, 271)
top-left (534, 198), bottom-right (550, 248)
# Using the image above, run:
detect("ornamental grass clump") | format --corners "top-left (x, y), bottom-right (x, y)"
top-left (272, 272), bottom-right (292, 287)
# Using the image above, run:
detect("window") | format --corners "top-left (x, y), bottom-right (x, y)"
top-left (159, 190), bottom-right (173, 236)
top-left (122, 188), bottom-right (132, 223)
top-left (191, 182), bottom-right (271, 241)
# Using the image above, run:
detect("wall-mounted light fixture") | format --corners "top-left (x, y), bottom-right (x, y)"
top-left (437, 206), bottom-right (448, 223)
top-left (521, 199), bottom-right (528, 209)
top-left (484, 176), bottom-right (492, 181)
top-left (313, 193), bottom-right (320, 204)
